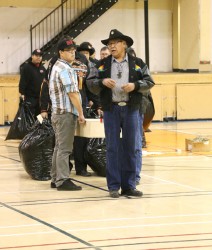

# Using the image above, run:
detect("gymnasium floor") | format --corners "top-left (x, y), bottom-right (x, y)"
top-left (0, 120), bottom-right (212, 250)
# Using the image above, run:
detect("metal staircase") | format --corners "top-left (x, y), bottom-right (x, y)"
top-left (29, 0), bottom-right (118, 62)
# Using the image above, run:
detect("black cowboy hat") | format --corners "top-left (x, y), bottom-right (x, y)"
top-left (101, 29), bottom-right (134, 47)
top-left (77, 42), bottom-right (95, 56)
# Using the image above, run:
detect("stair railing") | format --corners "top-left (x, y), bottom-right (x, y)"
top-left (30, 0), bottom-right (97, 53)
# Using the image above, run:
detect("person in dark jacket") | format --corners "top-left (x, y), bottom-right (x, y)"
top-left (87, 29), bottom-right (155, 198)
top-left (19, 49), bottom-right (46, 118)
top-left (126, 47), bottom-right (155, 185)
top-left (100, 46), bottom-right (110, 59)
top-left (77, 41), bottom-right (99, 65)
top-left (72, 42), bottom-right (101, 176)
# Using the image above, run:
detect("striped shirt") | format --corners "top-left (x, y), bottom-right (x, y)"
top-left (111, 53), bottom-right (129, 102)
top-left (49, 58), bottom-right (80, 115)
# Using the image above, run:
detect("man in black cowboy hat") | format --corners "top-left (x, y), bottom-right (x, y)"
top-left (88, 29), bottom-right (155, 198)
top-left (77, 41), bottom-right (99, 64)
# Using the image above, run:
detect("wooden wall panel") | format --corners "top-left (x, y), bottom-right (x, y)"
top-left (4, 88), bottom-right (19, 123)
top-left (177, 84), bottom-right (212, 120)
top-left (0, 75), bottom-right (19, 125)
top-left (162, 84), bottom-right (176, 119)
top-left (151, 85), bottom-right (163, 121)
top-left (0, 89), bottom-right (4, 125)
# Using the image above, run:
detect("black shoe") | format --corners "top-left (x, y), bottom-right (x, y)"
top-left (51, 182), bottom-right (56, 188)
top-left (121, 189), bottom-right (143, 197)
top-left (76, 170), bottom-right (92, 177)
top-left (145, 128), bottom-right (152, 132)
top-left (57, 179), bottom-right (82, 191)
top-left (109, 190), bottom-right (120, 198)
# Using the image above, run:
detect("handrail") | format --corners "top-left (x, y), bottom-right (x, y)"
top-left (31, 2), bottom-right (64, 29)
top-left (30, 0), bottom-right (97, 54)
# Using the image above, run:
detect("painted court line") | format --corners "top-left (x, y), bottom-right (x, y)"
top-left (1, 220), bottom-right (212, 237)
top-left (1, 212), bottom-right (212, 229)
top-left (0, 201), bottom-right (101, 250)
top-left (141, 173), bottom-right (205, 191)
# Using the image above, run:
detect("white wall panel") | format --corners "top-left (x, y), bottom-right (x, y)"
top-left (76, 9), bottom-right (172, 72)
top-left (0, 1), bottom-right (172, 74)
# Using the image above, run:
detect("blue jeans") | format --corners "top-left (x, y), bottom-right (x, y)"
top-left (136, 114), bottom-right (144, 183)
top-left (103, 105), bottom-right (139, 191)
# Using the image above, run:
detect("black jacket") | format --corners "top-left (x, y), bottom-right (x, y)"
top-left (87, 54), bottom-right (155, 112)
top-left (19, 60), bottom-right (46, 98)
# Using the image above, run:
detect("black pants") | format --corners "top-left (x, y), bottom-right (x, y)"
top-left (73, 136), bottom-right (89, 173)
top-left (25, 96), bottom-right (40, 119)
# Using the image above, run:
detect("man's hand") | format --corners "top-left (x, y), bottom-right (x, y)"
top-left (102, 78), bottom-right (116, 89)
top-left (41, 112), bottom-right (48, 119)
top-left (88, 100), bottom-right (93, 107)
top-left (121, 83), bottom-right (135, 93)
top-left (78, 114), bottom-right (86, 124)
top-left (21, 95), bottom-right (25, 100)
top-left (97, 109), bottom-right (103, 117)
top-left (77, 71), bottom-right (85, 78)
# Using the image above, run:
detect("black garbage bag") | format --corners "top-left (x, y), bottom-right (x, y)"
top-left (19, 119), bottom-right (55, 181)
top-left (86, 107), bottom-right (99, 119)
top-left (5, 99), bottom-right (35, 140)
top-left (143, 93), bottom-right (155, 131)
top-left (84, 138), bottom-right (106, 177)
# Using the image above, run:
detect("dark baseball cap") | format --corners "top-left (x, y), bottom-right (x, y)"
top-left (32, 49), bottom-right (43, 56)
top-left (57, 37), bottom-right (77, 51)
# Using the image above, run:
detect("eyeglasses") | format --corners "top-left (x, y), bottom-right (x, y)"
top-left (107, 40), bottom-right (122, 48)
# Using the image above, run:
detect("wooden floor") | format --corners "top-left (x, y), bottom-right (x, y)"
top-left (0, 121), bottom-right (212, 250)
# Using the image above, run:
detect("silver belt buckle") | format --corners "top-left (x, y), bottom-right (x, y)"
top-left (118, 102), bottom-right (127, 106)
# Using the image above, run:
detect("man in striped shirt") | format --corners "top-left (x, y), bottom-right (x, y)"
top-left (49, 37), bottom-right (85, 191)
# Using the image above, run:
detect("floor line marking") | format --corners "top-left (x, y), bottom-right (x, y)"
top-left (1, 212), bottom-right (212, 229)
top-left (0, 201), bottom-right (102, 250)
top-left (1, 220), bottom-right (212, 237)
top-left (141, 173), bottom-right (205, 191)
top-left (0, 164), bottom-right (22, 166)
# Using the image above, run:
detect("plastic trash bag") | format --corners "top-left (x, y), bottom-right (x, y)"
top-left (143, 93), bottom-right (155, 131)
top-left (84, 138), bottom-right (106, 177)
top-left (19, 119), bottom-right (55, 180)
top-left (86, 107), bottom-right (99, 119)
top-left (5, 99), bottom-right (35, 140)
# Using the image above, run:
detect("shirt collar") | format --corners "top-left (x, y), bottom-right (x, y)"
top-left (111, 53), bottom-right (128, 63)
